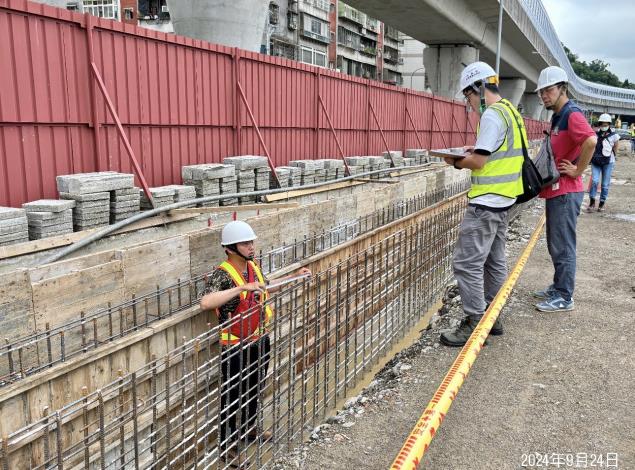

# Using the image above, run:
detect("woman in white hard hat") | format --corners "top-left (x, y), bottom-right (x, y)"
top-left (532, 66), bottom-right (597, 313)
top-left (587, 113), bottom-right (620, 212)
top-left (200, 220), bottom-right (310, 467)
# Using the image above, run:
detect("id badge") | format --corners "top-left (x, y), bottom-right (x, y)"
top-left (551, 181), bottom-right (559, 191)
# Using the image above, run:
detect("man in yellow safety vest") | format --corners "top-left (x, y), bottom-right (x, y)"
top-left (439, 61), bottom-right (525, 347)
top-left (200, 220), bottom-right (310, 467)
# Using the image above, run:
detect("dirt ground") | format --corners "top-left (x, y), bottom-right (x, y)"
top-left (274, 154), bottom-right (635, 469)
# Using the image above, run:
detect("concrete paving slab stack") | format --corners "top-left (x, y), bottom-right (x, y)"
top-left (110, 187), bottom-right (140, 223)
top-left (312, 160), bottom-right (327, 183)
top-left (0, 207), bottom-right (29, 246)
top-left (139, 187), bottom-right (176, 210)
top-left (162, 185), bottom-right (197, 203)
top-left (276, 166), bottom-right (302, 187)
top-left (366, 156), bottom-right (387, 178)
top-left (22, 199), bottom-right (75, 240)
top-left (289, 160), bottom-right (317, 186)
top-left (271, 167), bottom-right (290, 188)
top-left (57, 172), bottom-right (134, 230)
top-left (255, 167), bottom-right (271, 191)
top-left (344, 156), bottom-right (369, 176)
top-left (223, 156), bottom-right (269, 204)
top-left (383, 150), bottom-right (404, 167)
top-left (406, 148), bottom-right (428, 165)
top-left (181, 163), bottom-right (235, 207)
top-left (316, 159), bottom-right (344, 180)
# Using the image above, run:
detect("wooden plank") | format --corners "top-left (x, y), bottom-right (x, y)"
top-left (168, 201), bottom-right (299, 215)
top-left (28, 250), bottom-right (118, 283)
top-left (263, 180), bottom-right (366, 202)
top-left (0, 270), bottom-right (36, 343)
top-left (0, 213), bottom-right (197, 261)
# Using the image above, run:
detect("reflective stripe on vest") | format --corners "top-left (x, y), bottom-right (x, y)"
top-left (468, 98), bottom-right (525, 199)
top-left (218, 261), bottom-right (273, 345)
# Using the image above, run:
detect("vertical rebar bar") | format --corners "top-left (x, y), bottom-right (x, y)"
top-left (82, 386), bottom-right (90, 468)
top-left (45, 323), bottom-right (53, 368)
top-left (55, 411), bottom-right (63, 470)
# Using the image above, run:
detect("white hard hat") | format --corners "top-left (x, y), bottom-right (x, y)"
top-left (221, 221), bottom-right (257, 245)
top-left (458, 62), bottom-right (498, 95)
top-left (598, 113), bottom-right (612, 123)
top-left (535, 66), bottom-right (568, 92)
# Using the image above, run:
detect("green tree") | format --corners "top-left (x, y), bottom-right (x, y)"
top-left (563, 44), bottom-right (635, 90)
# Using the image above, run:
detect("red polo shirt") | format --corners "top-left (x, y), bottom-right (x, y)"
top-left (540, 101), bottom-right (595, 199)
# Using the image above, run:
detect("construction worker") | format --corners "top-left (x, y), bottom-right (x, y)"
top-left (439, 61), bottom-right (525, 347)
top-left (533, 66), bottom-right (596, 312)
top-left (630, 124), bottom-right (635, 155)
top-left (200, 220), bottom-right (311, 467)
top-left (587, 113), bottom-right (620, 212)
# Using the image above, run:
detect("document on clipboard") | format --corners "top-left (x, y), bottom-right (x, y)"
top-left (428, 147), bottom-right (468, 160)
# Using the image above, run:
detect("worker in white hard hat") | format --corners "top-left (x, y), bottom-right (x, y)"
top-left (532, 65), bottom-right (597, 313)
top-left (439, 61), bottom-right (525, 347)
top-left (587, 113), bottom-right (620, 212)
top-left (199, 220), bottom-right (311, 467)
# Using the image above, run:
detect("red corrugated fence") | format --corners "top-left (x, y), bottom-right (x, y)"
top-left (0, 0), bottom-right (549, 207)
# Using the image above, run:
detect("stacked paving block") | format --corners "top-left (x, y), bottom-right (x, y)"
top-left (57, 172), bottom-right (135, 230)
top-left (271, 168), bottom-right (290, 188)
top-left (316, 159), bottom-right (345, 180)
top-left (312, 160), bottom-right (327, 183)
top-left (140, 187), bottom-right (176, 210)
top-left (406, 149), bottom-right (428, 165)
top-left (276, 166), bottom-right (302, 187)
top-left (23, 200), bottom-right (75, 240)
top-left (0, 207), bottom-right (29, 246)
top-left (383, 150), bottom-right (405, 167)
top-left (162, 185), bottom-right (197, 203)
top-left (110, 187), bottom-right (140, 223)
top-left (223, 156), bottom-right (269, 204)
top-left (289, 160), bottom-right (317, 186)
top-left (367, 156), bottom-right (387, 178)
top-left (255, 168), bottom-right (271, 191)
top-left (344, 156), bottom-right (369, 176)
top-left (181, 163), bottom-right (235, 206)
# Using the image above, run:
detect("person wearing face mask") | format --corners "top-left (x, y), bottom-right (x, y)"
top-left (438, 61), bottom-right (525, 347)
top-left (587, 114), bottom-right (620, 212)
top-left (533, 66), bottom-right (597, 313)
top-left (200, 220), bottom-right (311, 467)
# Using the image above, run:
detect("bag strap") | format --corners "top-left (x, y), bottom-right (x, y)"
top-left (499, 100), bottom-right (530, 160)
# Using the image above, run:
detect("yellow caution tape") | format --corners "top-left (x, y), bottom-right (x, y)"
top-left (390, 213), bottom-right (546, 470)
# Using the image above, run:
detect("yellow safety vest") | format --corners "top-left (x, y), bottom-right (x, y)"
top-left (468, 99), bottom-right (525, 199)
top-left (217, 260), bottom-right (273, 346)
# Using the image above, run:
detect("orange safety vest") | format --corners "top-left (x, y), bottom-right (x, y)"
top-left (217, 260), bottom-right (273, 346)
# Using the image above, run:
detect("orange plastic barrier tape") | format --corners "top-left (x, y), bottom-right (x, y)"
top-left (390, 213), bottom-right (546, 470)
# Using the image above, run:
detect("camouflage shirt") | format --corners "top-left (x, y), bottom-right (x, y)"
top-left (202, 264), bottom-right (268, 323)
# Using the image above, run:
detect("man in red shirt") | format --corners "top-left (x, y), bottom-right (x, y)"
top-left (533, 66), bottom-right (597, 312)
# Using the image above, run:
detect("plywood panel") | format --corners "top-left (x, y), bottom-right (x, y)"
top-left (0, 270), bottom-right (35, 342)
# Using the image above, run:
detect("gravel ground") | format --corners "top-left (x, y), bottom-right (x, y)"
top-left (273, 154), bottom-right (635, 470)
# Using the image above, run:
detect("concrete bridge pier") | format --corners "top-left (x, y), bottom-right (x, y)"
top-left (520, 93), bottom-right (545, 121)
top-left (499, 78), bottom-right (526, 108)
top-left (423, 45), bottom-right (479, 99)
top-left (167, 0), bottom-right (268, 52)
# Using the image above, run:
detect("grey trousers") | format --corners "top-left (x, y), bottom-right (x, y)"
top-left (453, 205), bottom-right (509, 317)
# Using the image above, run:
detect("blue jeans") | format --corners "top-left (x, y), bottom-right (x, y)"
top-left (545, 192), bottom-right (583, 301)
top-left (589, 162), bottom-right (615, 203)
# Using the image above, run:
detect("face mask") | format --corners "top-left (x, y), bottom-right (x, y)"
top-left (600, 125), bottom-right (609, 132)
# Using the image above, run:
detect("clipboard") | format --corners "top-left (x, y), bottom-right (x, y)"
top-left (428, 148), bottom-right (468, 160)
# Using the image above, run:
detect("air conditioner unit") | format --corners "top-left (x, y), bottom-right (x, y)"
top-left (398, 57), bottom-right (404, 65)
top-left (288, 13), bottom-right (298, 30)
top-left (161, 5), bottom-right (169, 13)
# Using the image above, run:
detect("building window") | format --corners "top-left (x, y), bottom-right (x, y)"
top-left (66, 2), bottom-right (80, 11)
top-left (83, 0), bottom-right (119, 20)
top-left (138, 0), bottom-right (170, 19)
top-left (300, 46), bottom-right (327, 68)
top-left (269, 2), bottom-right (279, 25)
top-left (123, 8), bottom-right (134, 20)
top-left (301, 13), bottom-right (329, 43)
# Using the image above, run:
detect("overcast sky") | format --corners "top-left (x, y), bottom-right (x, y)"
top-left (542, 0), bottom-right (635, 83)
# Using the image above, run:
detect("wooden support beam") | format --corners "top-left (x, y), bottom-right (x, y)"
top-left (263, 180), bottom-right (366, 203)
top-left (168, 202), bottom-right (299, 215)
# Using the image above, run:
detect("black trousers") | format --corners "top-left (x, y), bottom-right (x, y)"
top-left (219, 335), bottom-right (271, 445)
